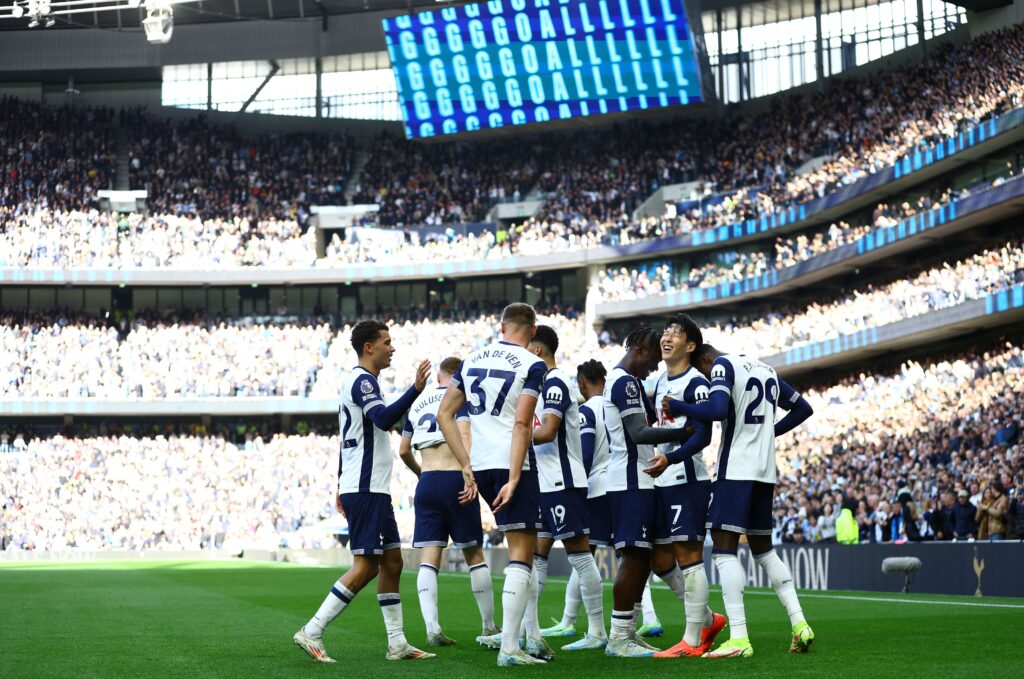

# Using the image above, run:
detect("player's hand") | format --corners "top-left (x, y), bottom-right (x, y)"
top-left (643, 454), bottom-right (669, 478)
top-left (492, 479), bottom-right (519, 513)
top-left (414, 359), bottom-right (431, 391)
top-left (458, 465), bottom-right (478, 505)
top-left (335, 495), bottom-right (346, 518)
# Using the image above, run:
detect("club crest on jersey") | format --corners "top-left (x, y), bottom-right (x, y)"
top-left (694, 385), bottom-right (710, 402)
top-left (711, 364), bottom-right (727, 381)
top-left (625, 381), bottom-right (639, 398)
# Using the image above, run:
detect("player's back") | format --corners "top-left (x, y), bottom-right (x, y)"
top-left (337, 367), bottom-right (393, 494)
top-left (406, 386), bottom-right (447, 450)
top-left (580, 394), bottom-right (610, 498)
top-left (710, 353), bottom-right (779, 483)
top-left (454, 339), bottom-right (546, 471)
top-left (604, 366), bottom-right (656, 492)
top-left (653, 367), bottom-right (712, 487)
top-left (534, 366), bottom-right (586, 492)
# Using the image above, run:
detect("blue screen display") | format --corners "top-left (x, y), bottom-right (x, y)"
top-left (383, 0), bottom-right (707, 140)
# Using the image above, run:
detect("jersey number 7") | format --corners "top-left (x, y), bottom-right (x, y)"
top-left (465, 368), bottom-right (517, 416)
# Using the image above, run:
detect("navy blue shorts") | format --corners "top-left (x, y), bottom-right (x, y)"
top-left (608, 488), bottom-right (657, 550)
top-left (339, 492), bottom-right (401, 556)
top-left (655, 480), bottom-right (712, 544)
top-left (413, 471), bottom-right (483, 549)
top-left (706, 479), bottom-right (775, 536)
top-left (538, 488), bottom-right (590, 541)
top-left (475, 468), bottom-right (542, 532)
top-left (587, 494), bottom-right (613, 547)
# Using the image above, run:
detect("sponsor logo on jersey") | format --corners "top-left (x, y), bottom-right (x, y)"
top-left (545, 385), bottom-right (563, 402)
top-left (711, 364), bottom-right (727, 381)
top-left (694, 385), bottom-right (710, 403)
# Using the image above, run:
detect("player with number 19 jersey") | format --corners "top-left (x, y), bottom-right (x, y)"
top-left (534, 367), bottom-right (588, 541)
top-left (706, 354), bottom-right (802, 536)
top-left (452, 340), bottom-right (547, 531)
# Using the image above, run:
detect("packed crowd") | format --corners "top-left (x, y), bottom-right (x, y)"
top-left (0, 208), bottom-right (318, 269)
top-left (0, 311), bottom-right (333, 398)
top-left (124, 111), bottom-right (355, 222)
top-left (596, 188), bottom-right (964, 302)
top-left (700, 238), bottom-right (1024, 356)
top-left (772, 344), bottom-right (1024, 543)
top-left (0, 98), bottom-right (117, 212)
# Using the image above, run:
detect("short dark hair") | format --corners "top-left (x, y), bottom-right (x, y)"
top-left (439, 356), bottom-right (461, 376)
top-left (531, 325), bottom-right (559, 356)
top-left (350, 320), bottom-right (388, 356)
top-left (501, 302), bottom-right (536, 328)
top-left (664, 313), bottom-right (703, 349)
top-left (577, 359), bottom-right (607, 385)
top-left (624, 326), bottom-right (659, 352)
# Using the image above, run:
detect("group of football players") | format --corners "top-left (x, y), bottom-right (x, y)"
top-left (293, 303), bottom-right (816, 666)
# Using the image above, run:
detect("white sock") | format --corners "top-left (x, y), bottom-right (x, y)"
top-left (656, 564), bottom-right (687, 603)
top-left (631, 602), bottom-right (643, 638)
top-left (713, 552), bottom-right (748, 639)
top-left (522, 559), bottom-right (543, 640)
top-left (561, 568), bottom-right (581, 627)
top-left (681, 561), bottom-right (710, 646)
top-left (756, 549), bottom-right (806, 627)
top-left (417, 564), bottom-right (441, 635)
top-left (534, 553), bottom-right (549, 597)
top-left (501, 562), bottom-right (532, 655)
top-left (304, 581), bottom-right (355, 638)
top-left (567, 551), bottom-right (606, 639)
top-left (378, 593), bottom-right (408, 648)
top-left (610, 609), bottom-right (633, 640)
top-left (641, 578), bottom-right (658, 624)
top-left (469, 562), bottom-right (495, 630)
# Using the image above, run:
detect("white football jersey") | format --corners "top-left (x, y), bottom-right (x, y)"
top-left (709, 353), bottom-right (793, 484)
top-left (533, 367), bottom-right (587, 493)
top-left (337, 367), bottom-right (394, 495)
top-left (653, 367), bottom-right (712, 487)
top-left (452, 340), bottom-right (547, 471)
top-left (604, 367), bottom-right (656, 492)
top-left (580, 395), bottom-right (610, 498)
top-left (402, 386), bottom-right (447, 450)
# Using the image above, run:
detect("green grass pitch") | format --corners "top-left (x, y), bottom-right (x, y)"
top-left (1, 559), bottom-right (1022, 678)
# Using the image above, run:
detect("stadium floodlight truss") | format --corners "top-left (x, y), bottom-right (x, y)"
top-left (0, 0), bottom-right (199, 42)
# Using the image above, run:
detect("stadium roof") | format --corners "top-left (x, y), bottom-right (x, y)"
top-left (0, 0), bottom-right (998, 33)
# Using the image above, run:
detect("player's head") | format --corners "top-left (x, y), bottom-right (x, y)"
top-left (691, 343), bottom-right (724, 380)
top-left (500, 302), bottom-right (537, 346)
top-left (528, 324), bottom-right (558, 360)
top-left (623, 325), bottom-right (662, 380)
top-left (351, 320), bottom-right (393, 369)
top-left (576, 359), bottom-right (607, 399)
top-left (661, 313), bottom-right (702, 364)
top-left (436, 356), bottom-right (461, 386)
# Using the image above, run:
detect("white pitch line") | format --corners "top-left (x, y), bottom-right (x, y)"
top-left (434, 570), bottom-right (1024, 609)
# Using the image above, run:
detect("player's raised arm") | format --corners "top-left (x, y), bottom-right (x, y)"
top-left (774, 377), bottom-right (814, 437)
top-left (665, 356), bottom-right (733, 422)
top-left (359, 359), bottom-right (429, 431)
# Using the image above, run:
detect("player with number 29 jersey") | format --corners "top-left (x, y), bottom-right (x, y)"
top-left (709, 354), bottom-right (800, 484)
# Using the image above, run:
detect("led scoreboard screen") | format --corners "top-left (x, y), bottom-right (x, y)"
top-left (383, 0), bottom-right (711, 140)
